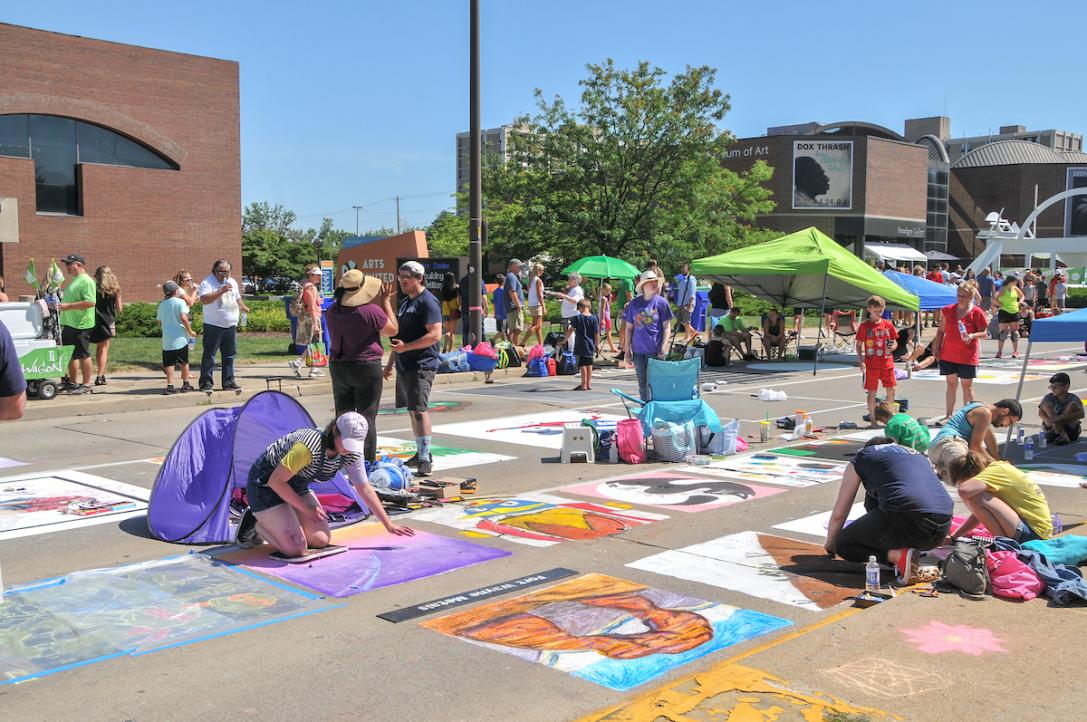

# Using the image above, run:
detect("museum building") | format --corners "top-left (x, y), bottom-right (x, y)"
top-left (0, 23), bottom-right (240, 300)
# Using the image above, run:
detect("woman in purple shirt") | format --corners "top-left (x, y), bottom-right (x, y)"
top-left (621, 270), bottom-right (673, 401)
top-left (326, 270), bottom-right (398, 461)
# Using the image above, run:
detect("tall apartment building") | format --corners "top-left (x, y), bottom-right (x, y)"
top-left (455, 125), bottom-right (513, 203)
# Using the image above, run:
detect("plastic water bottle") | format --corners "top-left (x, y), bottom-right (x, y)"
top-left (865, 556), bottom-right (880, 593)
top-left (1024, 436), bottom-right (1035, 461)
top-left (958, 320), bottom-right (969, 342)
top-left (1038, 431), bottom-right (1047, 449)
top-left (188, 336), bottom-right (196, 351)
top-left (1016, 425), bottom-right (1025, 445)
top-left (1052, 514), bottom-right (1063, 535)
top-left (239, 311), bottom-right (248, 329)
top-left (803, 414), bottom-right (814, 437)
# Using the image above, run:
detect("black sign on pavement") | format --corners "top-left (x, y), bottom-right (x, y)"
top-left (376, 567), bottom-right (578, 623)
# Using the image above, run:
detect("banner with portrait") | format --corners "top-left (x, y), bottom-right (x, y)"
top-left (793, 140), bottom-right (853, 210)
top-left (1064, 167), bottom-right (1087, 237)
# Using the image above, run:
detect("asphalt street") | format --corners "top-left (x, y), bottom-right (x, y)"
top-left (1, 337), bottom-right (1085, 721)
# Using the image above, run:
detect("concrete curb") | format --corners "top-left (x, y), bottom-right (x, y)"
top-left (18, 364), bottom-right (553, 421)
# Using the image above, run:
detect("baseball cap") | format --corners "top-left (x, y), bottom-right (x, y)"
top-left (61, 253), bottom-right (86, 265)
top-left (336, 412), bottom-right (369, 454)
top-left (399, 260), bottom-right (425, 277)
top-left (509, 258), bottom-right (524, 267)
top-left (1049, 372), bottom-right (1071, 386)
top-left (162, 281), bottom-right (179, 297)
top-left (307, 267), bottom-right (322, 277)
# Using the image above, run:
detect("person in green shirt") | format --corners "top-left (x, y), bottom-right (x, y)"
top-left (57, 254), bottom-right (98, 395)
top-left (873, 401), bottom-right (930, 452)
top-left (721, 307), bottom-right (755, 359)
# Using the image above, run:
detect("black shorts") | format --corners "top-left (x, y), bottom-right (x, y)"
top-left (938, 359), bottom-right (977, 379)
top-left (395, 367), bottom-right (436, 411)
top-left (997, 309), bottom-right (1019, 324)
top-left (162, 346), bottom-right (190, 368)
top-left (578, 355), bottom-right (594, 367)
top-left (61, 326), bottom-right (91, 360)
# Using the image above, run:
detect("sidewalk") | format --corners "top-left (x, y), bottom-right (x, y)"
top-left (19, 361), bottom-right (536, 421)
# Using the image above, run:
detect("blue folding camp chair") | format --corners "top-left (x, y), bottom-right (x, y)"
top-left (611, 357), bottom-right (722, 436)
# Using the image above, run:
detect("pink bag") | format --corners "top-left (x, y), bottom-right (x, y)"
top-left (617, 418), bottom-right (646, 464)
top-left (736, 436), bottom-right (749, 452)
top-left (473, 341), bottom-right (498, 359)
top-left (527, 344), bottom-right (545, 362)
top-left (985, 550), bottom-right (1044, 601)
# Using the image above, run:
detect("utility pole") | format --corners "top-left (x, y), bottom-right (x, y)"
top-left (352, 205), bottom-right (362, 237)
top-left (467, 0), bottom-right (483, 345)
top-left (395, 196), bottom-right (401, 234)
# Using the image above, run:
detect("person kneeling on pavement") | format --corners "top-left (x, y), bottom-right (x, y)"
top-left (1039, 372), bottom-right (1083, 446)
top-left (236, 412), bottom-right (413, 556)
top-left (824, 437), bottom-right (953, 584)
top-left (948, 451), bottom-right (1052, 544)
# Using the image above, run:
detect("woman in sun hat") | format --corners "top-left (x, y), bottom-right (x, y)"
top-left (325, 269), bottom-right (398, 462)
top-left (620, 270), bottom-right (673, 401)
top-left (235, 412), bottom-right (414, 556)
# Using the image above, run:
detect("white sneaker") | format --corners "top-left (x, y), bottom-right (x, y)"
top-left (308, 368), bottom-right (324, 377)
top-left (288, 359), bottom-right (302, 378)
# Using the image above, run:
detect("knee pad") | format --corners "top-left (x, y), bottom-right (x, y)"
top-left (1010, 330), bottom-right (1020, 342)
top-left (998, 330), bottom-right (1009, 341)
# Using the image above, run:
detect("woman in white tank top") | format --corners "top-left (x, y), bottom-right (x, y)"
top-left (526, 263), bottom-right (546, 346)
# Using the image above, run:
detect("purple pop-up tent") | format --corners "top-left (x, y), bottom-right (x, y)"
top-left (147, 391), bottom-right (369, 543)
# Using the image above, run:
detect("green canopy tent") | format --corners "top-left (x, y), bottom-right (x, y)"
top-left (692, 227), bottom-right (920, 374)
top-left (560, 255), bottom-right (640, 282)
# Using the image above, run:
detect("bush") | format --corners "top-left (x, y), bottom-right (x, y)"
top-left (116, 298), bottom-right (293, 338)
top-left (1067, 287), bottom-right (1087, 308)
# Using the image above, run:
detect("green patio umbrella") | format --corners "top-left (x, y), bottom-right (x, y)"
top-left (560, 255), bottom-right (640, 281)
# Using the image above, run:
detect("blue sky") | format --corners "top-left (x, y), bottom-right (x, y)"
top-left (5, 1), bottom-right (1081, 232)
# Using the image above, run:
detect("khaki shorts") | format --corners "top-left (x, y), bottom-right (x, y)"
top-left (506, 306), bottom-right (525, 332)
top-left (928, 435), bottom-right (968, 479)
top-left (528, 304), bottom-right (544, 319)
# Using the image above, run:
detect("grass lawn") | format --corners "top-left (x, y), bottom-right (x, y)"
top-left (107, 333), bottom-right (298, 372)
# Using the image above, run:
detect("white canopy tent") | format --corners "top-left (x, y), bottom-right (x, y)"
top-left (863, 243), bottom-right (928, 264)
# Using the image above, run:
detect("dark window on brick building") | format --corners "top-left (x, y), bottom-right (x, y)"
top-left (0, 113), bottom-right (178, 215)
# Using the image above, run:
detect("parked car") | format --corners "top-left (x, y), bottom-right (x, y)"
top-left (262, 276), bottom-right (296, 294)
top-left (241, 276), bottom-right (257, 294)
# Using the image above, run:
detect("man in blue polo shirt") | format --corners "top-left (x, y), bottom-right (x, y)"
top-left (385, 261), bottom-right (442, 476)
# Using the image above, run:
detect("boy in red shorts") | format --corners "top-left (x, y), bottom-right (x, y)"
top-left (856, 295), bottom-right (897, 426)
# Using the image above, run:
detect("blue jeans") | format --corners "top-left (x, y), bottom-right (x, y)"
top-left (632, 352), bottom-right (652, 401)
top-left (200, 323), bottom-right (236, 388)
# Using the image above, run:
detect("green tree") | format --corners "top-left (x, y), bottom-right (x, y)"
top-left (425, 210), bottom-right (468, 257)
top-left (243, 201), bottom-right (296, 236)
top-left (480, 60), bottom-right (775, 270)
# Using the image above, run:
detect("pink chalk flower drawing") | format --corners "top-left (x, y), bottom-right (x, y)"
top-left (900, 620), bottom-right (1007, 656)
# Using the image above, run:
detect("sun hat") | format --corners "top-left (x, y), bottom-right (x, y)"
top-left (338, 269), bottom-right (381, 307)
top-left (336, 412), bottom-right (368, 454)
top-left (635, 269), bottom-right (660, 292)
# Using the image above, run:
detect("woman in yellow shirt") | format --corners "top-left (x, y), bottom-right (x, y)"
top-left (948, 451), bottom-right (1052, 543)
top-left (994, 275), bottom-right (1025, 359)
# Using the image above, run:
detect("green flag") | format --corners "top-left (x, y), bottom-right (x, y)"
top-left (24, 258), bottom-right (40, 289)
top-left (48, 259), bottom-right (64, 287)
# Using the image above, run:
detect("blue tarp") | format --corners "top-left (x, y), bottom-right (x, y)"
top-left (882, 270), bottom-right (957, 310)
top-left (1030, 306), bottom-right (1087, 342)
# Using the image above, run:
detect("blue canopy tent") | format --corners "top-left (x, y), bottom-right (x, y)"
top-left (1004, 307), bottom-right (1087, 451)
top-left (882, 270), bottom-right (956, 310)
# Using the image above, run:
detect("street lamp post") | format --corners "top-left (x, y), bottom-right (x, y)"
top-left (352, 205), bottom-right (362, 237)
top-left (467, 0), bottom-right (484, 345)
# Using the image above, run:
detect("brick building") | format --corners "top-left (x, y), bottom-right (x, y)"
top-left (0, 23), bottom-right (240, 300)
top-left (721, 122), bottom-right (928, 256)
top-left (948, 140), bottom-right (1087, 259)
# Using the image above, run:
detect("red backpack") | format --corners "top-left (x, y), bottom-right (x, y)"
top-left (617, 418), bottom-right (646, 464)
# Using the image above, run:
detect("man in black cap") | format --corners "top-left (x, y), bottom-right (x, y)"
top-left (57, 253), bottom-right (97, 395)
top-left (1039, 372), bottom-right (1083, 446)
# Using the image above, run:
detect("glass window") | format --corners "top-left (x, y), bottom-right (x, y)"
top-left (30, 115), bottom-right (79, 214)
top-left (5, 114), bottom-right (179, 215)
top-left (0, 114), bottom-right (30, 158)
